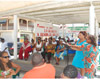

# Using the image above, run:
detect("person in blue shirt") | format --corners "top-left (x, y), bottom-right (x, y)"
top-left (71, 31), bottom-right (87, 77)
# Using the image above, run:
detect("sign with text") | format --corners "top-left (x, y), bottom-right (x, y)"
top-left (35, 21), bottom-right (59, 37)
top-left (67, 26), bottom-right (89, 33)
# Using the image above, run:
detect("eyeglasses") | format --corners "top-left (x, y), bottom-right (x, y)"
top-left (2, 56), bottom-right (10, 59)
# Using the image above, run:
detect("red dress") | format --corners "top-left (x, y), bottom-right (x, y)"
top-left (19, 42), bottom-right (32, 59)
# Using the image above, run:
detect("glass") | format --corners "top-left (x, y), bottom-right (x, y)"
top-left (2, 56), bottom-right (10, 58)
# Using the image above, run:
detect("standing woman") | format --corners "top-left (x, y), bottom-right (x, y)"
top-left (69, 35), bottom-right (99, 78)
top-left (72, 31), bottom-right (87, 77)
top-left (0, 51), bottom-right (21, 78)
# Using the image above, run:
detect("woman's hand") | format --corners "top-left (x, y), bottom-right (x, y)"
top-left (57, 50), bottom-right (59, 54)
top-left (10, 69), bottom-right (16, 75)
top-left (36, 48), bottom-right (39, 51)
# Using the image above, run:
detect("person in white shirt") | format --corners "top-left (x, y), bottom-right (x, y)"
top-left (34, 37), bottom-right (43, 53)
top-left (0, 38), bottom-right (10, 56)
top-left (52, 37), bottom-right (57, 45)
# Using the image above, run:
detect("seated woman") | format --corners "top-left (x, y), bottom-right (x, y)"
top-left (0, 51), bottom-right (21, 78)
top-left (19, 37), bottom-right (32, 60)
top-left (46, 39), bottom-right (54, 63)
top-left (34, 37), bottom-right (43, 54)
top-left (55, 40), bottom-right (67, 65)
top-left (30, 39), bottom-right (35, 53)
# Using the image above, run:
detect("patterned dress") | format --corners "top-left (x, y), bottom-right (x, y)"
top-left (0, 69), bottom-right (10, 77)
top-left (80, 43), bottom-right (99, 78)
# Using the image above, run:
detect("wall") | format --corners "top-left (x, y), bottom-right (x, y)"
top-left (1, 32), bottom-right (13, 42)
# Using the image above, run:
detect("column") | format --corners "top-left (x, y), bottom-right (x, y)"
top-left (27, 20), bottom-right (28, 31)
top-left (62, 25), bottom-right (64, 38)
top-left (95, 19), bottom-right (99, 45)
top-left (89, 3), bottom-right (95, 35)
top-left (13, 15), bottom-right (18, 59)
top-left (18, 18), bottom-right (20, 42)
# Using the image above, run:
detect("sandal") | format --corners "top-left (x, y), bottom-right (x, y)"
top-left (55, 63), bottom-right (59, 65)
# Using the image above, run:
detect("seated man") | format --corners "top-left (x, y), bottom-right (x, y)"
top-left (23, 53), bottom-right (55, 78)
top-left (61, 65), bottom-right (78, 78)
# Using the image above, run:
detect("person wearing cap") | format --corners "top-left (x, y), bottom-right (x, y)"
top-left (19, 37), bottom-right (32, 60)
top-left (54, 39), bottom-right (67, 65)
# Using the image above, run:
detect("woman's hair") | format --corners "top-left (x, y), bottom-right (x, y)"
top-left (0, 51), bottom-right (12, 71)
top-left (79, 31), bottom-right (87, 38)
top-left (38, 37), bottom-right (41, 44)
top-left (88, 35), bottom-right (97, 47)
top-left (31, 39), bottom-right (34, 43)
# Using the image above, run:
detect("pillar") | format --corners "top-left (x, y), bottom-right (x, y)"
top-left (13, 15), bottom-right (18, 59)
top-left (89, 3), bottom-right (95, 35)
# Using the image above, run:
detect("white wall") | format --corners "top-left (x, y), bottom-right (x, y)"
top-left (1, 32), bottom-right (13, 42)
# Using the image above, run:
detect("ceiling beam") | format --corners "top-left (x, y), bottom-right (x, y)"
top-left (28, 10), bottom-right (89, 17)
top-left (0, 1), bottom-right (90, 17)
top-left (23, 7), bottom-right (89, 16)
top-left (26, 8), bottom-right (100, 17)
top-left (18, 14), bottom-right (51, 23)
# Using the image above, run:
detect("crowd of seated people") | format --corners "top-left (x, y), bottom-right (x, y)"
top-left (18, 36), bottom-right (68, 65)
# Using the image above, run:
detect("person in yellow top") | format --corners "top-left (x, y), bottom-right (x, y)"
top-left (46, 38), bottom-right (54, 63)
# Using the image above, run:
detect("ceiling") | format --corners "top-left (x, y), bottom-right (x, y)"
top-left (0, 0), bottom-right (100, 24)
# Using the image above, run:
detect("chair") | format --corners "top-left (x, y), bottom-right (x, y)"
top-left (66, 49), bottom-right (76, 65)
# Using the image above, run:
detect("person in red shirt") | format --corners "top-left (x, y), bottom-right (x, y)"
top-left (23, 53), bottom-right (56, 78)
top-left (19, 37), bottom-right (32, 60)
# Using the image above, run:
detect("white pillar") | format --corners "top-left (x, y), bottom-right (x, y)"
top-left (89, 3), bottom-right (95, 35)
top-left (18, 18), bottom-right (20, 42)
top-left (62, 25), bottom-right (64, 38)
top-left (34, 21), bottom-right (37, 38)
top-left (96, 19), bottom-right (99, 46)
top-left (13, 15), bottom-right (18, 59)
top-left (27, 20), bottom-right (28, 31)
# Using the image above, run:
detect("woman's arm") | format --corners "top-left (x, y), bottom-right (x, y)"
top-left (40, 42), bottom-right (43, 49)
top-left (57, 47), bottom-right (60, 54)
top-left (11, 62), bottom-right (21, 75)
top-left (66, 43), bottom-right (82, 51)
top-left (59, 46), bottom-right (66, 52)
top-left (71, 47), bottom-right (82, 51)
top-left (0, 74), bottom-right (12, 78)
top-left (0, 69), bottom-right (14, 78)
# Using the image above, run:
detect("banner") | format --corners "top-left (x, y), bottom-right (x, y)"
top-left (35, 21), bottom-right (59, 37)
top-left (67, 26), bottom-right (89, 33)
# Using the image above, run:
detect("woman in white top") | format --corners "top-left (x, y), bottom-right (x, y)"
top-left (34, 37), bottom-right (43, 53)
